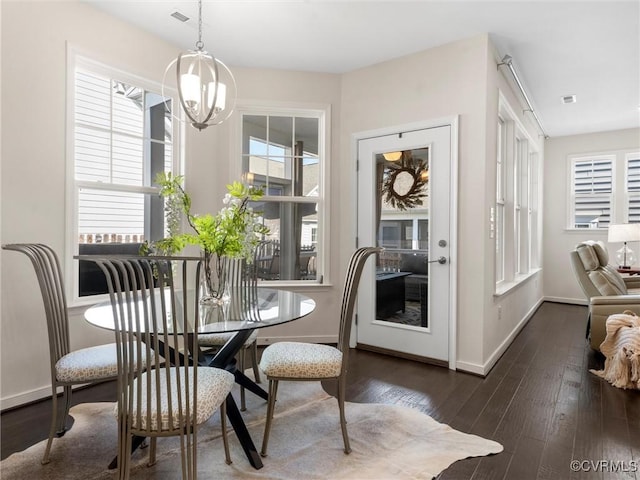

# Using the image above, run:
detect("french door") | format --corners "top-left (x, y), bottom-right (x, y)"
top-left (356, 123), bottom-right (454, 365)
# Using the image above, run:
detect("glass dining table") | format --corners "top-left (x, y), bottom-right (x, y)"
top-left (84, 286), bottom-right (316, 470)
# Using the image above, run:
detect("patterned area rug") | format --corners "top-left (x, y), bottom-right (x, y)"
top-left (1, 377), bottom-right (502, 479)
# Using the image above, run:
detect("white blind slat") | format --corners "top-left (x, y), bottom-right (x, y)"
top-left (74, 67), bottom-right (174, 245)
top-left (572, 158), bottom-right (612, 228)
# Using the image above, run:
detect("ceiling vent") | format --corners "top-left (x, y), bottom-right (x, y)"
top-left (170, 11), bottom-right (190, 22)
top-left (561, 94), bottom-right (577, 104)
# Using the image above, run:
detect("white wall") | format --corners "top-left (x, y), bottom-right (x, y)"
top-left (341, 35), bottom-right (490, 369)
top-left (0, 1), bottom-right (344, 409)
top-left (0, 0), bottom-right (218, 408)
top-left (543, 128), bottom-right (640, 303)
top-left (340, 34), bottom-right (544, 373)
top-left (478, 43), bottom-right (545, 374)
top-left (212, 67), bottom-right (343, 343)
top-left (1, 2), bottom-right (548, 407)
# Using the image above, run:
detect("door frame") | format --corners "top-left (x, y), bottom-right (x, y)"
top-left (350, 116), bottom-right (459, 370)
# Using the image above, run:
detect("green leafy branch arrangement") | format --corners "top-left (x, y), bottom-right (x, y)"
top-left (142, 172), bottom-right (269, 262)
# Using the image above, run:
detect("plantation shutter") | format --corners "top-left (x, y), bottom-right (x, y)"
top-left (74, 70), bottom-right (149, 239)
top-left (627, 155), bottom-right (640, 223)
top-left (572, 158), bottom-right (612, 228)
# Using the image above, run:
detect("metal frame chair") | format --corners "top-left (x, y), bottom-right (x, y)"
top-left (198, 330), bottom-right (260, 410)
top-left (197, 255), bottom-right (261, 410)
top-left (2, 243), bottom-right (120, 465)
top-left (90, 256), bottom-right (235, 480)
top-left (259, 246), bottom-right (381, 456)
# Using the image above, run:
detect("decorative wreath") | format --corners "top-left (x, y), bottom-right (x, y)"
top-left (382, 155), bottom-right (429, 211)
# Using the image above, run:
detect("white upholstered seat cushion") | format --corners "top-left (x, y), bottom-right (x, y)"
top-left (259, 342), bottom-right (342, 379)
top-left (198, 330), bottom-right (258, 347)
top-left (120, 366), bottom-right (234, 432)
top-left (55, 343), bottom-right (120, 383)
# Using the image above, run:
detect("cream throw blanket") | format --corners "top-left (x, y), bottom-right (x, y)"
top-left (590, 311), bottom-right (640, 389)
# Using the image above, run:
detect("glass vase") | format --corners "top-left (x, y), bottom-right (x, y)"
top-left (200, 252), bottom-right (230, 306)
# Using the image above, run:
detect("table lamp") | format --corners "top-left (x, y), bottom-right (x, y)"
top-left (607, 223), bottom-right (640, 268)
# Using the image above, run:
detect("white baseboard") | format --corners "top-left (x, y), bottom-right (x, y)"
top-left (544, 296), bottom-right (587, 306)
top-left (455, 297), bottom-right (545, 377)
top-left (2, 385), bottom-right (52, 411)
top-left (454, 360), bottom-right (486, 376)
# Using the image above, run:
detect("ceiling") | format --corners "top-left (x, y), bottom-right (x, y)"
top-left (84, 1), bottom-right (640, 138)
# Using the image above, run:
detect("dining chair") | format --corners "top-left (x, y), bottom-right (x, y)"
top-left (197, 255), bottom-right (261, 410)
top-left (259, 246), bottom-right (382, 456)
top-left (90, 256), bottom-right (235, 480)
top-left (2, 243), bottom-right (121, 465)
top-left (198, 330), bottom-right (260, 410)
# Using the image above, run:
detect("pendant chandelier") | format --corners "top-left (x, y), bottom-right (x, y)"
top-left (163, 0), bottom-right (237, 131)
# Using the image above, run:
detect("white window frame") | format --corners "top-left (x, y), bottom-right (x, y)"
top-left (232, 102), bottom-right (330, 286)
top-left (515, 131), bottom-right (530, 275)
top-left (495, 92), bottom-right (541, 295)
top-left (529, 152), bottom-right (541, 269)
top-left (65, 49), bottom-right (181, 306)
top-left (496, 117), bottom-right (506, 285)
top-left (567, 154), bottom-right (614, 229)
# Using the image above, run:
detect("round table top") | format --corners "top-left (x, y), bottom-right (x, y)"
top-left (84, 287), bottom-right (316, 334)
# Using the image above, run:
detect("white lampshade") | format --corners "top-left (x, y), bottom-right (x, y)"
top-left (607, 223), bottom-right (640, 243)
top-left (180, 73), bottom-right (201, 108)
top-left (207, 82), bottom-right (226, 111)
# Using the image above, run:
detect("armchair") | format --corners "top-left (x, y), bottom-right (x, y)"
top-left (569, 240), bottom-right (640, 350)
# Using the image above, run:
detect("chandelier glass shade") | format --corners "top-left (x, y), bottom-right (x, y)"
top-left (162, 0), bottom-right (236, 131)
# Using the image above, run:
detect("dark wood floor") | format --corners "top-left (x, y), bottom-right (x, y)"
top-left (2, 302), bottom-right (639, 479)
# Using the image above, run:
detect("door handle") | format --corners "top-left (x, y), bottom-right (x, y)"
top-left (428, 256), bottom-right (447, 265)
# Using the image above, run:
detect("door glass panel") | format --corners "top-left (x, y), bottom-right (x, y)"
top-left (375, 148), bottom-right (430, 328)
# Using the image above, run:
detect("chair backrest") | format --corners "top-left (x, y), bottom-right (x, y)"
top-left (338, 247), bottom-right (383, 370)
top-left (570, 240), bottom-right (628, 298)
top-left (2, 243), bottom-right (71, 370)
top-left (89, 256), bottom-right (204, 437)
top-left (221, 255), bottom-right (260, 321)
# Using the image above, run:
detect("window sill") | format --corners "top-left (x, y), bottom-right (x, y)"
top-left (68, 292), bottom-right (110, 310)
top-left (494, 268), bottom-right (541, 297)
top-left (564, 228), bottom-right (607, 233)
top-left (257, 281), bottom-right (334, 291)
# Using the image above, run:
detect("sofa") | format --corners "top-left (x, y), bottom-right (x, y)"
top-left (400, 252), bottom-right (428, 302)
top-left (569, 240), bottom-right (640, 350)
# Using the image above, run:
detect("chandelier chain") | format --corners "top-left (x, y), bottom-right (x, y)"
top-left (163, 0), bottom-right (236, 130)
top-left (196, 0), bottom-right (204, 51)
